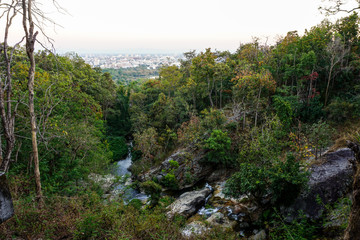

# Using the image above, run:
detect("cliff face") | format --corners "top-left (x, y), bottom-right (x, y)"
top-left (0, 173), bottom-right (14, 224)
top-left (282, 148), bottom-right (354, 220)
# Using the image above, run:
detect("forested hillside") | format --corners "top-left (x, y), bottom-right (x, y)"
top-left (1, 9), bottom-right (360, 240)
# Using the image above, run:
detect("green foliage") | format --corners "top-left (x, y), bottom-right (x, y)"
top-left (160, 160), bottom-right (180, 190)
top-left (224, 162), bottom-right (268, 200)
top-left (268, 155), bottom-right (309, 206)
top-left (162, 173), bottom-right (178, 190)
top-left (225, 154), bottom-right (308, 205)
top-left (141, 180), bottom-right (162, 206)
top-left (323, 197), bottom-right (351, 237)
top-left (273, 89), bottom-right (296, 130)
top-left (8, 52), bottom-right (114, 194)
top-left (201, 108), bottom-right (227, 131)
top-left (305, 120), bottom-right (334, 158)
top-left (268, 210), bottom-right (319, 240)
top-left (204, 129), bottom-right (232, 166)
top-left (298, 95), bottom-right (325, 123)
top-left (326, 98), bottom-right (359, 122)
top-left (169, 159), bottom-right (179, 169)
top-left (107, 136), bottom-right (128, 160)
top-left (238, 116), bottom-right (284, 165)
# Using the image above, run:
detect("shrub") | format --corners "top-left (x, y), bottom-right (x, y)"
top-left (141, 180), bottom-right (162, 206)
top-left (162, 173), bottom-right (179, 190)
top-left (224, 154), bottom-right (308, 206)
top-left (204, 129), bottom-right (233, 167)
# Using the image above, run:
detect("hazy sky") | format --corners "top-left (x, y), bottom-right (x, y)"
top-left (25, 0), bottom-right (355, 54)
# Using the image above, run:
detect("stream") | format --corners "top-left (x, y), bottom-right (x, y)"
top-left (112, 146), bottom-right (148, 202)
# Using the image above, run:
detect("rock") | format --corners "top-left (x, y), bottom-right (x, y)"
top-left (207, 169), bottom-right (230, 183)
top-left (283, 148), bottom-right (354, 220)
top-left (208, 181), bottom-right (260, 223)
top-left (138, 149), bottom-right (214, 190)
top-left (88, 173), bottom-right (116, 193)
top-left (0, 172), bottom-right (14, 224)
top-left (248, 229), bottom-right (266, 240)
top-left (211, 181), bottom-right (248, 205)
top-left (181, 221), bottom-right (209, 238)
top-left (167, 187), bottom-right (212, 219)
top-left (206, 212), bottom-right (237, 229)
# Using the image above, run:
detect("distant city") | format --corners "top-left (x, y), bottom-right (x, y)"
top-left (81, 53), bottom-right (183, 69)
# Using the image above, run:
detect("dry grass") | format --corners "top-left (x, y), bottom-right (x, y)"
top-left (329, 119), bottom-right (360, 152)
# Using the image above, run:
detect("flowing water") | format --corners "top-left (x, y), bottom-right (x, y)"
top-left (112, 146), bottom-right (148, 202)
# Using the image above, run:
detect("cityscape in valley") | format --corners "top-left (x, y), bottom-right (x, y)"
top-left (81, 53), bottom-right (182, 69)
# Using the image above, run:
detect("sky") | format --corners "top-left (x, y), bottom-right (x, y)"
top-left (6, 0), bottom-right (356, 54)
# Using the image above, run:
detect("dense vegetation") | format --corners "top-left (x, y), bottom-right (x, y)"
top-left (2, 11), bottom-right (360, 240)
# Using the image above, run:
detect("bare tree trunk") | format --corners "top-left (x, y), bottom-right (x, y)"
top-left (22, 0), bottom-right (43, 207)
top-left (0, 1), bottom-right (20, 172)
top-left (344, 141), bottom-right (360, 240)
top-left (220, 79), bottom-right (223, 109)
top-left (325, 61), bottom-right (334, 106)
top-left (207, 76), bottom-right (214, 108)
top-left (254, 87), bottom-right (262, 128)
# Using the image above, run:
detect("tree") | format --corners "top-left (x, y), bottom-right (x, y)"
top-left (324, 35), bottom-right (350, 106)
top-left (21, 0), bottom-right (45, 205)
top-left (232, 67), bottom-right (276, 127)
top-left (159, 65), bottom-right (182, 98)
top-left (320, 0), bottom-right (360, 15)
top-left (0, 1), bottom-right (23, 172)
top-left (191, 48), bottom-right (216, 108)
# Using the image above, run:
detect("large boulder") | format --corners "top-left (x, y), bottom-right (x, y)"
top-left (167, 187), bottom-right (213, 219)
top-left (283, 148), bottom-right (354, 219)
top-left (138, 149), bottom-right (214, 190)
top-left (0, 172), bottom-right (14, 224)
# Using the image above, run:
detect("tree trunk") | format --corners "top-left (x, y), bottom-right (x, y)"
top-left (0, 5), bottom-right (18, 172)
top-left (254, 87), bottom-right (262, 128)
top-left (22, 0), bottom-right (43, 207)
top-left (207, 76), bottom-right (214, 108)
top-left (220, 80), bottom-right (223, 109)
top-left (325, 63), bottom-right (333, 107)
top-left (344, 141), bottom-right (360, 240)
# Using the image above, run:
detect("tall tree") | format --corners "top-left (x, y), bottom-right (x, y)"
top-left (22, 0), bottom-right (43, 205)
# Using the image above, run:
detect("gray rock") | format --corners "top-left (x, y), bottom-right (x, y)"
top-left (283, 148), bottom-right (354, 220)
top-left (248, 229), bottom-right (266, 240)
top-left (181, 221), bottom-right (209, 238)
top-left (206, 212), bottom-right (237, 229)
top-left (138, 149), bottom-right (214, 190)
top-left (167, 187), bottom-right (212, 219)
top-left (0, 172), bottom-right (14, 224)
top-left (88, 173), bottom-right (116, 193)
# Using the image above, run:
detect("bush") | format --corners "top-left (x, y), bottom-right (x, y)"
top-left (162, 173), bottom-right (179, 190)
top-left (204, 129), bottom-right (233, 167)
top-left (326, 98), bottom-right (357, 122)
top-left (224, 154), bottom-right (308, 206)
top-left (268, 209), bottom-right (318, 240)
top-left (141, 180), bottom-right (162, 206)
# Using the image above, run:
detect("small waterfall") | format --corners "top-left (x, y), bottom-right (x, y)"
top-left (197, 183), bottom-right (220, 218)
